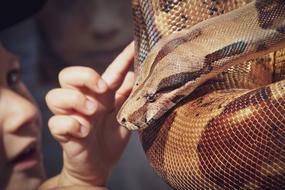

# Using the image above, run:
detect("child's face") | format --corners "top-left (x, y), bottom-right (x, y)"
top-left (0, 45), bottom-right (44, 189)
top-left (39, 0), bottom-right (133, 73)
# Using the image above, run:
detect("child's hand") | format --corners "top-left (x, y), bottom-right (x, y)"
top-left (45, 42), bottom-right (135, 187)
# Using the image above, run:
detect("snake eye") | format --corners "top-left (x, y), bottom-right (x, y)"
top-left (145, 92), bottom-right (156, 103)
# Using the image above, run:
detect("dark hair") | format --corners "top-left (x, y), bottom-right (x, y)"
top-left (0, 0), bottom-right (47, 31)
top-left (47, 0), bottom-right (77, 11)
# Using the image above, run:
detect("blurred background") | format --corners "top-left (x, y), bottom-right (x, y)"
top-left (0, 0), bottom-right (171, 189)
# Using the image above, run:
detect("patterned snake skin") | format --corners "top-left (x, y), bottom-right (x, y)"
top-left (117, 0), bottom-right (285, 189)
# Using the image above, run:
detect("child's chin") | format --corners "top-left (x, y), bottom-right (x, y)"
top-left (7, 169), bottom-right (44, 190)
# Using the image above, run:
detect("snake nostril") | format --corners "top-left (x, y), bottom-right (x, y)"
top-left (121, 118), bottom-right (126, 124)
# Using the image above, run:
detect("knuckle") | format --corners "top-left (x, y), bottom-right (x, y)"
top-left (72, 92), bottom-right (85, 107)
top-left (45, 89), bottom-right (59, 106)
top-left (48, 117), bottom-right (59, 133)
top-left (84, 69), bottom-right (100, 81)
top-left (58, 67), bottom-right (69, 83)
top-left (65, 117), bottom-right (78, 128)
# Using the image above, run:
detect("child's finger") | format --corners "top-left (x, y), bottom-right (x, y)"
top-left (48, 115), bottom-right (90, 142)
top-left (110, 71), bottom-right (134, 129)
top-left (46, 88), bottom-right (97, 115)
top-left (114, 71), bottom-right (135, 108)
top-left (59, 66), bottom-right (108, 94)
top-left (101, 41), bottom-right (134, 91)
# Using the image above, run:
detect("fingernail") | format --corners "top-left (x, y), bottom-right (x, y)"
top-left (80, 126), bottom-right (89, 137)
top-left (86, 99), bottom-right (96, 113)
top-left (97, 79), bottom-right (107, 92)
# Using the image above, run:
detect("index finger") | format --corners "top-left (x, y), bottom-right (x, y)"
top-left (101, 41), bottom-right (134, 91)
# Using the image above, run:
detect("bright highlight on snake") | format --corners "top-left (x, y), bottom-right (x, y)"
top-left (117, 0), bottom-right (285, 189)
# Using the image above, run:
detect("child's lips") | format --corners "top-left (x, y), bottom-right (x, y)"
top-left (8, 142), bottom-right (41, 171)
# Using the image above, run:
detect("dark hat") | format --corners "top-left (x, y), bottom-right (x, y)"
top-left (0, 0), bottom-right (47, 31)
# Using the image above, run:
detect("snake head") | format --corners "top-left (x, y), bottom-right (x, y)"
top-left (117, 58), bottom-right (204, 130)
top-left (117, 30), bottom-right (205, 130)
top-left (117, 73), bottom-right (180, 130)
top-left (117, 66), bottom-right (202, 130)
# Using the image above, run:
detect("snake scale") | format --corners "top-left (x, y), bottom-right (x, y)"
top-left (117, 0), bottom-right (285, 189)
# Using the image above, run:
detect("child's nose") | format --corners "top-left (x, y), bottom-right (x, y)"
top-left (2, 89), bottom-right (39, 133)
top-left (90, 7), bottom-right (121, 41)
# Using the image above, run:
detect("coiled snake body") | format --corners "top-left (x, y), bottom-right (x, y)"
top-left (117, 0), bottom-right (285, 189)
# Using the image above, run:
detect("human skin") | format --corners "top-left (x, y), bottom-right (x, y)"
top-left (0, 41), bottom-right (134, 190)
top-left (0, 44), bottom-right (45, 190)
top-left (41, 42), bottom-right (135, 188)
top-left (38, 0), bottom-right (133, 74)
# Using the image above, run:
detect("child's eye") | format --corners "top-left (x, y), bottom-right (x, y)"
top-left (6, 69), bottom-right (21, 87)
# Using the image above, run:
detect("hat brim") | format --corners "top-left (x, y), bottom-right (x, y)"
top-left (0, 0), bottom-right (47, 31)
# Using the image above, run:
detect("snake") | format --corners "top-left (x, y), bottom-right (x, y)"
top-left (117, 0), bottom-right (285, 189)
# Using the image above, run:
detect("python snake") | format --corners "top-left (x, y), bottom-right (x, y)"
top-left (117, 0), bottom-right (285, 189)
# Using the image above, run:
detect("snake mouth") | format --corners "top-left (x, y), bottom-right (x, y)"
top-left (120, 118), bottom-right (141, 130)
top-left (120, 117), bottom-right (146, 130)
top-left (119, 111), bottom-right (166, 130)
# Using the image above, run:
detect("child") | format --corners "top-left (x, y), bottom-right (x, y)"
top-left (0, 42), bottom-right (45, 190)
top-left (0, 35), bottom-right (134, 190)
top-left (0, 1), bottom-right (135, 189)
